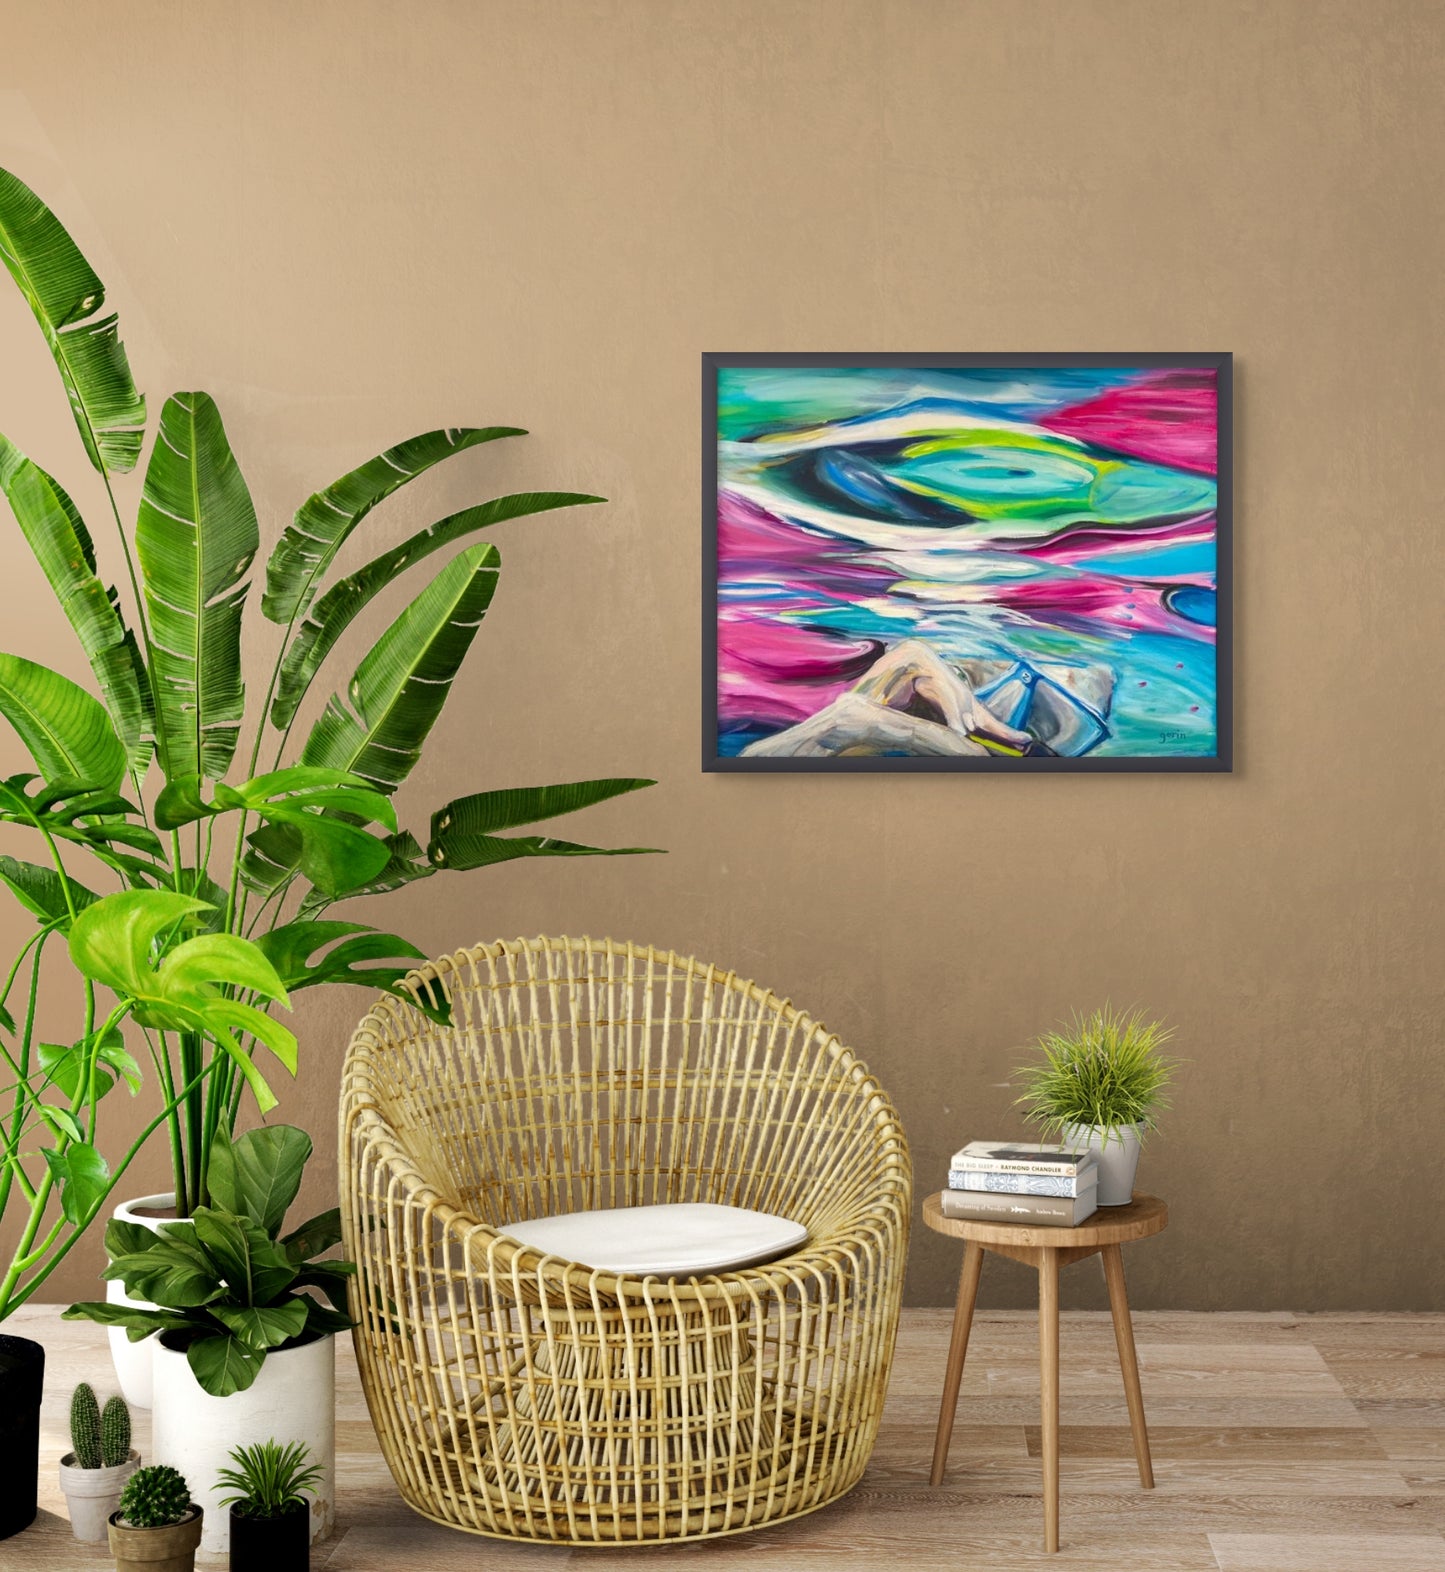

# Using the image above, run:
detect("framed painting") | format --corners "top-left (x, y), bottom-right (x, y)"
top-left (703, 352), bottom-right (1232, 772)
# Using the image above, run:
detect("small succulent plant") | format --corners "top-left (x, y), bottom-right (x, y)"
top-left (217, 1438), bottom-right (324, 1519)
top-left (116, 1464), bottom-right (192, 1529)
top-left (69, 1384), bottom-right (131, 1469)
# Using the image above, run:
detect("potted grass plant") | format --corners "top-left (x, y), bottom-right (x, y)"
top-left (58, 1383), bottom-right (138, 1541)
top-left (0, 165), bottom-right (659, 1408)
top-left (67, 1123), bottom-right (348, 1558)
top-left (108, 1464), bottom-right (200, 1572)
top-left (218, 1439), bottom-right (324, 1571)
top-left (1013, 1006), bottom-right (1179, 1205)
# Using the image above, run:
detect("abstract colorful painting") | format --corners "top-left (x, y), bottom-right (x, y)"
top-left (703, 354), bottom-right (1231, 771)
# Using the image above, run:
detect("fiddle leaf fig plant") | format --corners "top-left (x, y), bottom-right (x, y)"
top-left (65, 1124), bottom-right (351, 1397)
top-left (0, 161), bottom-right (660, 1290)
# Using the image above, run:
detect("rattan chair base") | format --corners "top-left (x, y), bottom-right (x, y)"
top-left (391, 1464), bottom-right (858, 1547)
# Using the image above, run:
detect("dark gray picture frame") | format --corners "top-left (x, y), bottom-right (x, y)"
top-left (702, 351), bottom-right (1233, 773)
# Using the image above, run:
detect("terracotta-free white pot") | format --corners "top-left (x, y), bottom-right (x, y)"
top-left (58, 1447), bottom-right (139, 1541)
top-left (106, 1193), bottom-right (190, 1409)
top-left (151, 1333), bottom-right (335, 1558)
top-left (1063, 1122), bottom-right (1144, 1206)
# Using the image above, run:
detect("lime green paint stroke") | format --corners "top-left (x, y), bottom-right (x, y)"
top-left (900, 429), bottom-right (1100, 462)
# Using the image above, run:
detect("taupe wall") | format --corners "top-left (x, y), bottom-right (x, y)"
top-left (2, 0), bottom-right (1442, 1312)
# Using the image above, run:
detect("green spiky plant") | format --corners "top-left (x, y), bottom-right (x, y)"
top-left (1013, 1006), bottom-right (1178, 1145)
top-left (116, 1465), bottom-right (191, 1529)
top-left (68, 1383), bottom-right (132, 1468)
top-left (0, 166), bottom-right (660, 1307)
top-left (217, 1439), bottom-right (324, 1520)
top-left (100, 1394), bottom-right (131, 1469)
top-left (68, 1382), bottom-right (101, 1468)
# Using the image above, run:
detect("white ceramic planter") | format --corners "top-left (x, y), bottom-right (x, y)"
top-left (151, 1334), bottom-right (335, 1558)
top-left (1063, 1121), bottom-right (1144, 1206)
top-left (58, 1448), bottom-right (139, 1541)
top-left (106, 1193), bottom-right (187, 1409)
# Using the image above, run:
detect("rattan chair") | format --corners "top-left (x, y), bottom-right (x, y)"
top-left (339, 935), bottom-right (911, 1546)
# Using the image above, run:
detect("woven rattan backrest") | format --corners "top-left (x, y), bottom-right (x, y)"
top-left (350, 936), bottom-right (898, 1234)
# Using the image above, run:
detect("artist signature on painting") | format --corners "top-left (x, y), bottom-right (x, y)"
top-left (1158, 729), bottom-right (1188, 743)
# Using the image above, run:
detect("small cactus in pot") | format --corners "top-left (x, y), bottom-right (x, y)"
top-left (116, 1465), bottom-right (191, 1528)
top-left (57, 1384), bottom-right (138, 1542)
top-left (70, 1382), bottom-right (102, 1468)
top-left (109, 1464), bottom-right (202, 1572)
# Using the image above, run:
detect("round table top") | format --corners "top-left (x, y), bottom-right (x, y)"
top-left (922, 1191), bottom-right (1168, 1250)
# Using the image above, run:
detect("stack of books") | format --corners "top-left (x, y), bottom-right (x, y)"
top-left (942, 1141), bottom-right (1099, 1227)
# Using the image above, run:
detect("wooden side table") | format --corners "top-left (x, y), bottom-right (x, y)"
top-left (923, 1191), bottom-right (1168, 1554)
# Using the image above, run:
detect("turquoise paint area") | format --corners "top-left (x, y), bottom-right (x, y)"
top-left (1080, 540), bottom-right (1216, 579)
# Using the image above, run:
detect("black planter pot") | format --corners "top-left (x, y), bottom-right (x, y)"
top-left (0, 1334), bottom-right (44, 1540)
top-left (229, 1500), bottom-right (309, 1570)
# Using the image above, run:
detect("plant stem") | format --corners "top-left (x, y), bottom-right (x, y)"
top-left (179, 1031), bottom-right (203, 1213)
top-left (151, 1030), bottom-right (186, 1208)
top-left (0, 1055), bottom-right (220, 1316)
top-left (0, 936), bottom-right (48, 1222)
top-left (0, 919), bottom-right (57, 1016)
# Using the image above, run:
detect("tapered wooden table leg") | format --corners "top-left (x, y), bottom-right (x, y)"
top-left (922, 1193), bottom-right (1168, 1558)
top-left (1102, 1241), bottom-right (1154, 1489)
top-left (1039, 1248), bottom-right (1060, 1553)
top-left (930, 1241), bottom-right (984, 1486)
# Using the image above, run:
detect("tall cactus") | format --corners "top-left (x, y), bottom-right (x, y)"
top-left (100, 1394), bottom-right (131, 1468)
top-left (69, 1383), bottom-right (101, 1469)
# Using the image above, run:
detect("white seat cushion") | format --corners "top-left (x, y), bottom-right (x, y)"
top-left (499, 1202), bottom-right (808, 1277)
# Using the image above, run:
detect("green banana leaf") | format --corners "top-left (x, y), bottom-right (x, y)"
top-left (300, 543), bottom-right (499, 791)
top-left (136, 393), bottom-right (258, 781)
top-left (425, 777), bottom-right (661, 871)
top-left (0, 168), bottom-right (146, 474)
top-left (0, 651), bottom-right (127, 790)
top-left (0, 434), bottom-right (149, 768)
top-left (262, 426), bottom-right (523, 628)
top-left (429, 777), bottom-right (655, 839)
top-left (0, 853), bottom-right (99, 927)
top-left (429, 831), bottom-right (662, 871)
top-left (0, 775), bottom-right (166, 887)
top-left (269, 489), bottom-right (602, 729)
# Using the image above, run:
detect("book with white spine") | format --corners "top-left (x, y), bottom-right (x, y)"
top-left (938, 1186), bottom-right (1099, 1227)
top-left (948, 1161), bottom-right (1098, 1198)
top-left (950, 1140), bottom-right (1092, 1178)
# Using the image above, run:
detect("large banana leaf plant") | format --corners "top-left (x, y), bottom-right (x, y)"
top-left (0, 167), bottom-right (657, 1302)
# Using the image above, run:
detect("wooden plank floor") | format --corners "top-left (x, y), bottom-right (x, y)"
top-left (5, 1305), bottom-right (1444, 1569)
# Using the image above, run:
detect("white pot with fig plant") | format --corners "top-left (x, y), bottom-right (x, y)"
top-left (68, 1124), bottom-right (349, 1558)
top-left (104, 1194), bottom-right (184, 1409)
top-left (1013, 1007), bottom-right (1179, 1205)
top-left (57, 1383), bottom-right (138, 1541)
